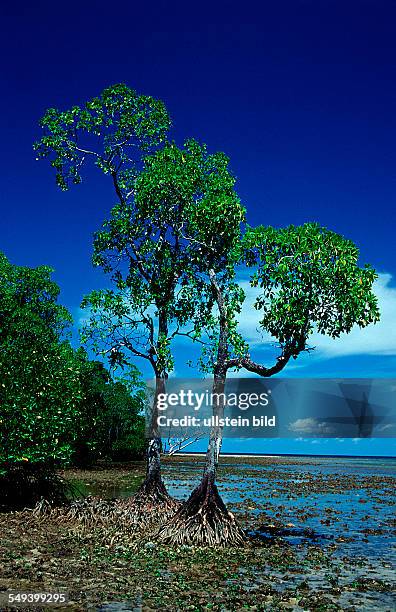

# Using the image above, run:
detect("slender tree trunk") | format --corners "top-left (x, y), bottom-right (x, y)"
top-left (201, 372), bottom-right (226, 488)
top-left (141, 375), bottom-right (167, 495)
top-left (156, 285), bottom-right (245, 545)
top-left (156, 369), bottom-right (244, 545)
top-left (126, 312), bottom-right (180, 518)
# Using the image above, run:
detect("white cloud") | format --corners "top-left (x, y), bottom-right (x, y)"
top-left (237, 272), bottom-right (396, 359)
top-left (288, 417), bottom-right (336, 435)
top-left (76, 307), bottom-right (90, 327)
top-left (310, 273), bottom-right (396, 358)
top-left (236, 280), bottom-right (272, 346)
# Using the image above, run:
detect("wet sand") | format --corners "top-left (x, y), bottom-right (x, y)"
top-left (0, 455), bottom-right (394, 610)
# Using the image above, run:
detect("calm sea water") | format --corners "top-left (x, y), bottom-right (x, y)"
top-left (163, 455), bottom-right (396, 564)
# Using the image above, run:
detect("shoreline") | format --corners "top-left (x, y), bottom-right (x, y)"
top-left (173, 451), bottom-right (396, 459)
top-left (2, 456), bottom-right (394, 610)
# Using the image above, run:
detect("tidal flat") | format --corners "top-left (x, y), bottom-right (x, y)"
top-left (0, 455), bottom-right (395, 611)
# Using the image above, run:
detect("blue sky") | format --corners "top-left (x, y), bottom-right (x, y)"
top-left (1, 1), bottom-right (395, 455)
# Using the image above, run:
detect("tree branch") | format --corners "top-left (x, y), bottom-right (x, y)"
top-left (226, 352), bottom-right (292, 377)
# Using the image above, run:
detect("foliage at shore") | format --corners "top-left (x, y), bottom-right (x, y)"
top-left (0, 253), bottom-right (145, 504)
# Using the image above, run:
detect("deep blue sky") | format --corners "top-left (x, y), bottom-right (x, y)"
top-left (1, 1), bottom-right (395, 454)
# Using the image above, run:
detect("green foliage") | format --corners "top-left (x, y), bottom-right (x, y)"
top-left (0, 252), bottom-right (146, 480)
top-left (243, 223), bottom-right (380, 356)
top-left (0, 253), bottom-right (81, 473)
top-left (133, 140), bottom-right (244, 273)
top-left (34, 83), bottom-right (171, 192)
top-left (110, 419), bottom-right (146, 462)
top-left (35, 83), bottom-right (246, 380)
top-left (72, 351), bottom-right (146, 464)
top-left (82, 139), bottom-right (245, 377)
top-left (132, 141), bottom-right (246, 376)
top-left (193, 278), bottom-right (248, 375)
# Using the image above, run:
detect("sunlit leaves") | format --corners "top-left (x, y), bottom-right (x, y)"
top-left (243, 223), bottom-right (380, 356)
top-left (0, 253), bottom-right (82, 469)
top-left (34, 83), bottom-right (171, 192)
top-left (83, 139), bottom-right (245, 377)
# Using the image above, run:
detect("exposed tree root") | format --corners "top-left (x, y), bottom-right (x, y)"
top-left (123, 475), bottom-right (181, 524)
top-left (29, 498), bottom-right (154, 547)
top-left (29, 475), bottom-right (180, 547)
top-left (156, 477), bottom-right (246, 547)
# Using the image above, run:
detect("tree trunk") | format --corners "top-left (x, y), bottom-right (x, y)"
top-left (156, 271), bottom-right (245, 545)
top-left (204, 373), bottom-right (226, 480)
top-left (156, 373), bottom-right (245, 546)
top-left (124, 375), bottom-right (180, 521)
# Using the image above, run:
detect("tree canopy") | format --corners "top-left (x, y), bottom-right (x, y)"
top-left (241, 222), bottom-right (380, 369)
top-left (0, 253), bottom-right (81, 472)
top-left (34, 83), bottom-right (171, 192)
top-left (73, 351), bottom-right (146, 464)
top-left (82, 139), bottom-right (245, 377)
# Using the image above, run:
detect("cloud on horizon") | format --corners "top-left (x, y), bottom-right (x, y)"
top-left (288, 417), bottom-right (336, 435)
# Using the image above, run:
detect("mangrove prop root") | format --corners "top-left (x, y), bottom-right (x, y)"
top-left (28, 477), bottom-right (181, 543)
top-left (124, 475), bottom-right (181, 519)
top-left (156, 479), bottom-right (246, 547)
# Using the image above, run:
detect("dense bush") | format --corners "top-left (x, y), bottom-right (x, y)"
top-left (0, 253), bottom-right (82, 478)
top-left (72, 352), bottom-right (147, 465)
top-left (0, 253), bottom-right (146, 505)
